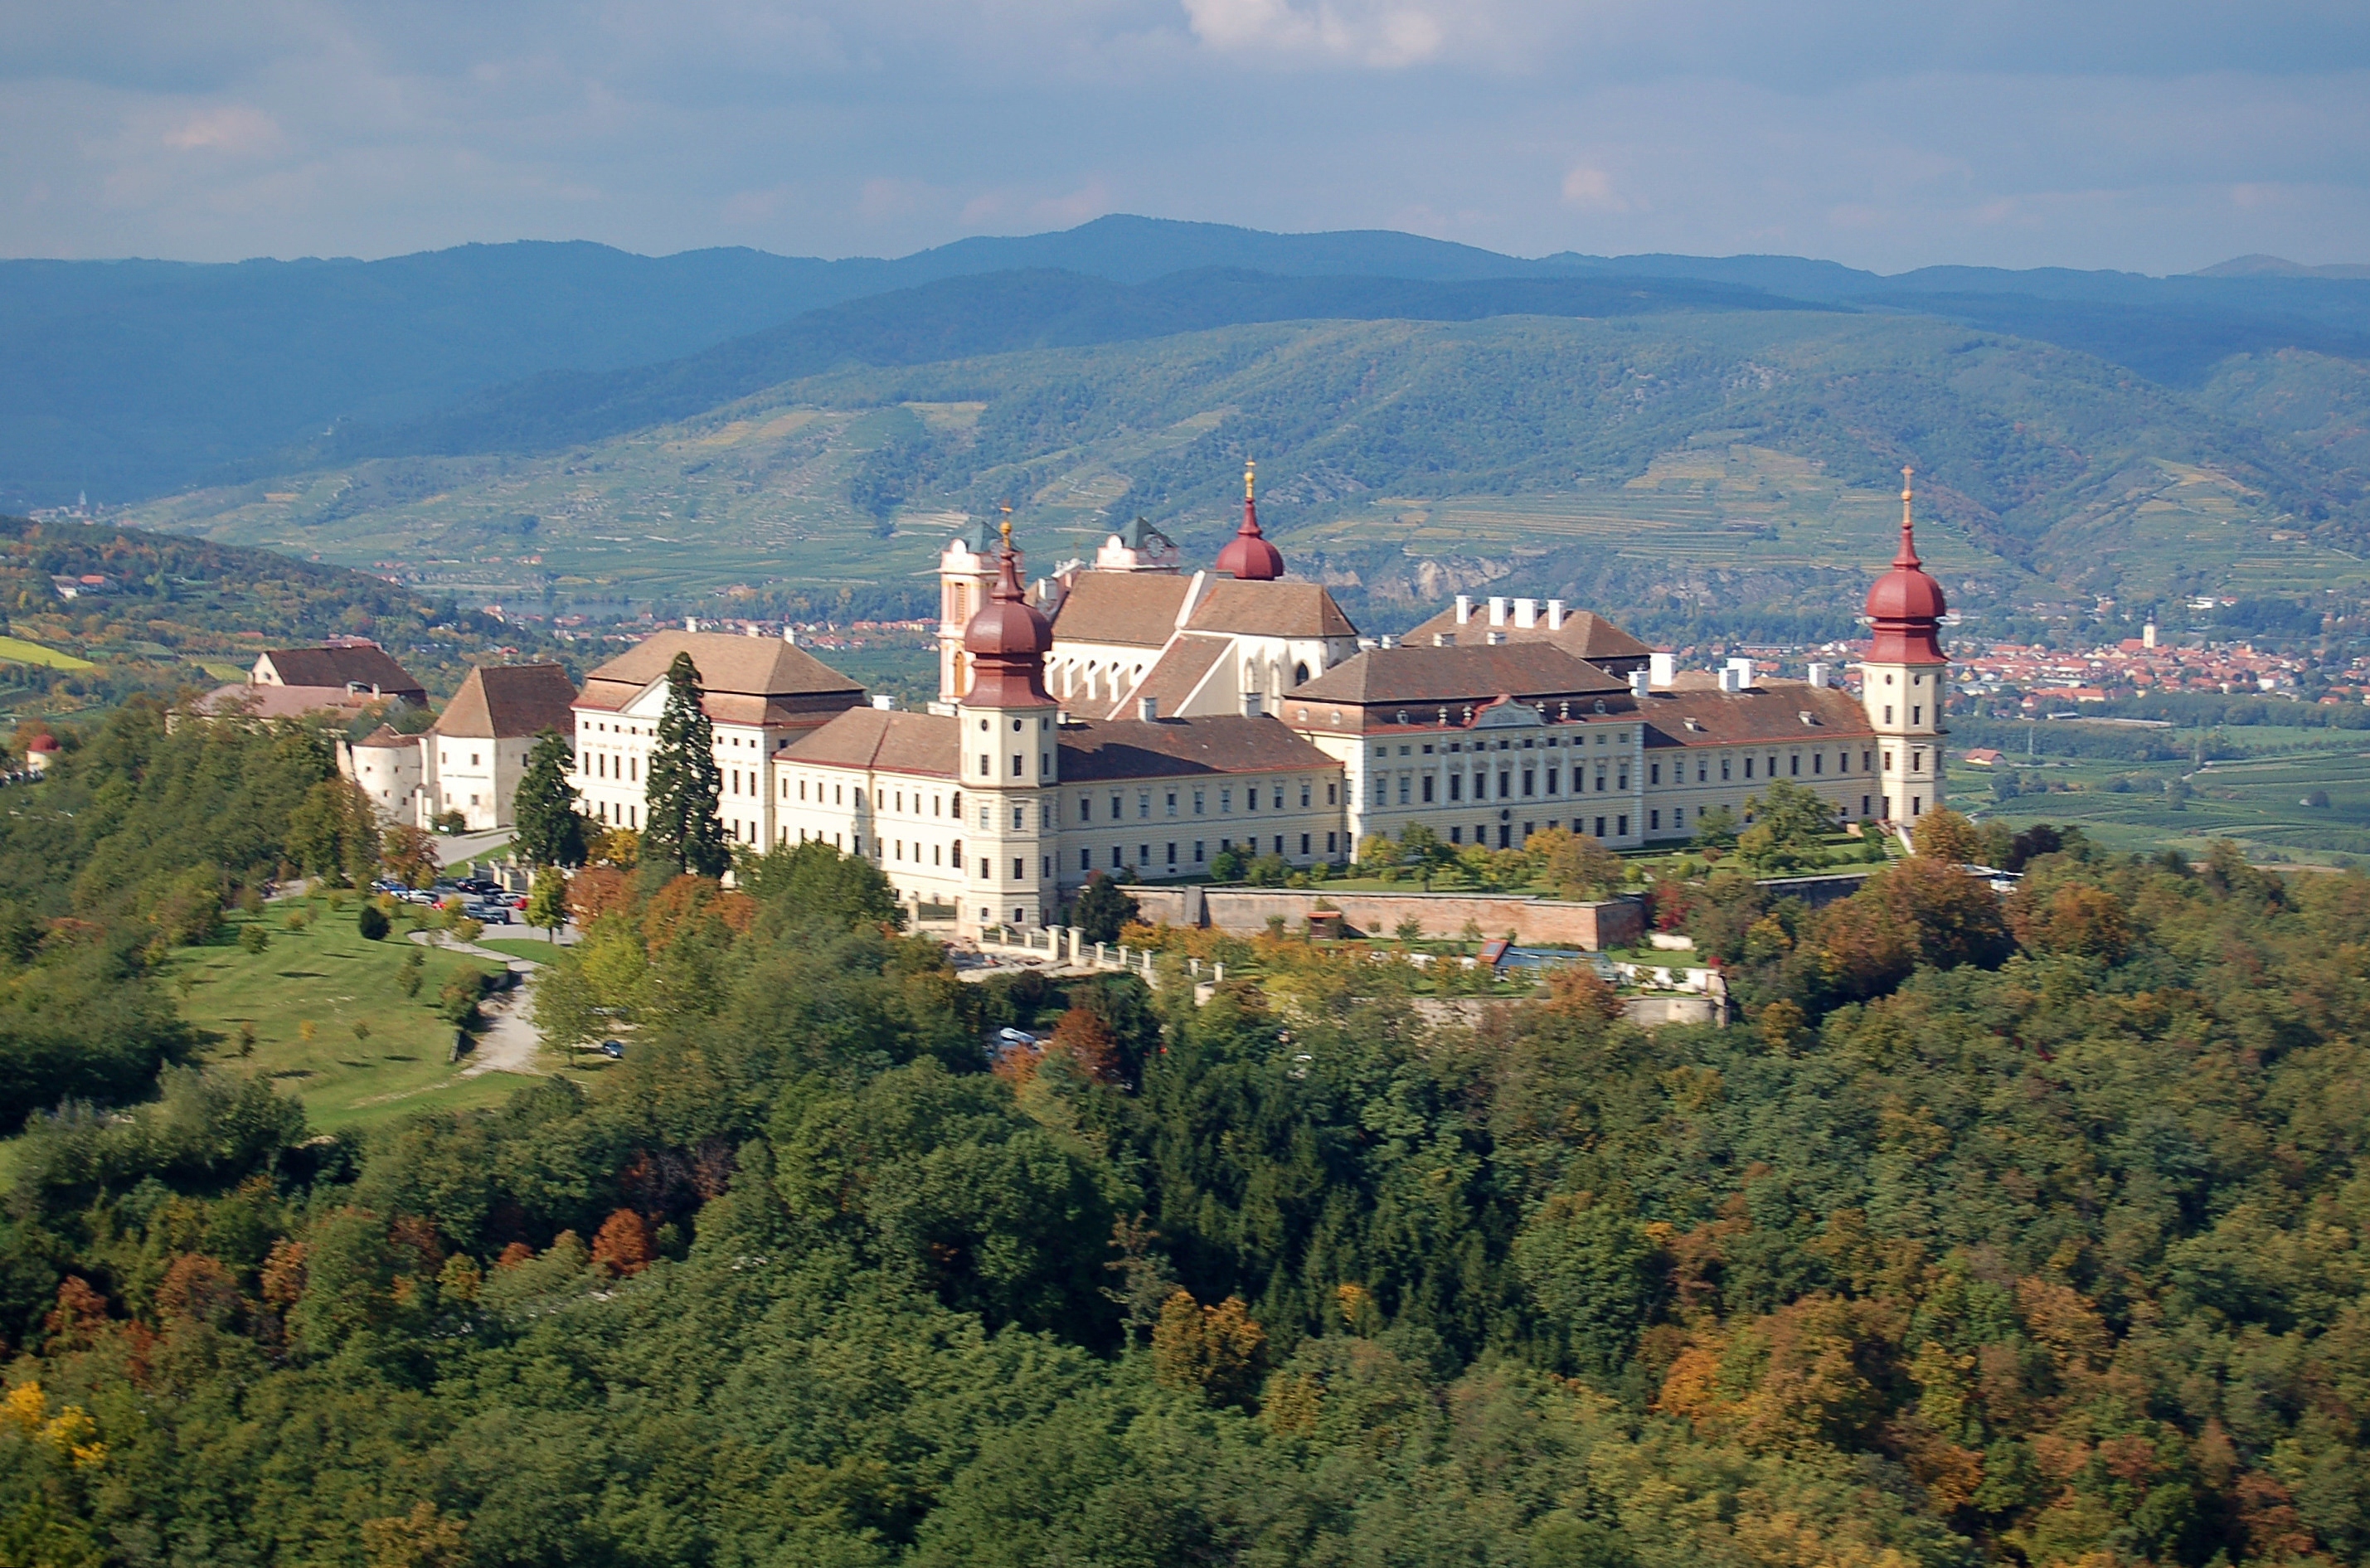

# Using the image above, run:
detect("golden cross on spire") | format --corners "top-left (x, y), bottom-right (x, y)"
top-left (1245, 459), bottom-right (1255, 503)
top-left (999, 501), bottom-right (1013, 547)
top-left (1901, 465), bottom-right (1916, 528)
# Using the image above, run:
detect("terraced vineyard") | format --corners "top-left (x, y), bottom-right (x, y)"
top-left (1958, 739), bottom-right (2370, 864)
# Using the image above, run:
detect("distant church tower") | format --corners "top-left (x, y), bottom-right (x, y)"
top-left (1861, 467), bottom-right (1950, 823)
top-left (956, 516), bottom-right (1060, 933)
top-left (935, 518), bottom-right (1001, 707)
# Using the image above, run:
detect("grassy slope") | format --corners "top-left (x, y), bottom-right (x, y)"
top-left (118, 312), bottom-right (2370, 625)
top-left (165, 897), bottom-right (546, 1134)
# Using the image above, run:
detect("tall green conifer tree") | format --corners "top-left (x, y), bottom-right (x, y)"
top-left (512, 730), bottom-right (588, 868)
top-left (642, 653), bottom-right (728, 877)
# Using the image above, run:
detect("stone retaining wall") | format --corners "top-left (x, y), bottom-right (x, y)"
top-left (1126, 886), bottom-right (1643, 950)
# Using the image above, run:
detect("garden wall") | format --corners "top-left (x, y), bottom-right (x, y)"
top-left (1125, 886), bottom-right (1644, 950)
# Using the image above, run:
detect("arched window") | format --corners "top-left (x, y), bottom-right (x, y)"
top-left (1293, 662), bottom-right (1309, 686)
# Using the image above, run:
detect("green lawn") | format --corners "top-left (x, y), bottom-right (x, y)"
top-left (166, 898), bottom-right (546, 1134)
top-left (476, 935), bottom-right (566, 964)
top-left (0, 634), bottom-right (95, 670)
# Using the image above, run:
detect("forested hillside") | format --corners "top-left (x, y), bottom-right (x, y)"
top-left (7, 823), bottom-right (2370, 1566)
top-left (0, 515), bottom-right (565, 713)
top-left (127, 307), bottom-right (2370, 634)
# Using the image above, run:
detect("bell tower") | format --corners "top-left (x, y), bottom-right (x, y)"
top-left (1861, 467), bottom-right (1950, 823)
top-left (955, 512), bottom-right (1060, 933)
top-left (935, 518), bottom-right (999, 710)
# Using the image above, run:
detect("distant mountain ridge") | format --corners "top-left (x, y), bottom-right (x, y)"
top-left (8, 214), bottom-right (2370, 509)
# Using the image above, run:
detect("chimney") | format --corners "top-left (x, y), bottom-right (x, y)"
top-left (1629, 669), bottom-right (1651, 699)
top-left (1649, 652), bottom-right (1675, 687)
top-left (782, 624), bottom-right (798, 644)
top-left (685, 616), bottom-right (698, 633)
top-left (1513, 597), bottom-right (1537, 629)
top-left (1718, 667), bottom-right (1741, 694)
top-left (1488, 596), bottom-right (1508, 627)
top-left (1546, 600), bottom-right (1566, 629)
top-left (1727, 657), bottom-right (1756, 689)
top-left (1378, 634), bottom-right (1397, 649)
top-left (1455, 595), bottom-right (1473, 625)
top-left (1241, 691), bottom-right (1263, 718)
top-left (1807, 662), bottom-right (1830, 689)
top-left (1139, 697), bottom-right (1159, 722)
top-left (870, 694), bottom-right (898, 711)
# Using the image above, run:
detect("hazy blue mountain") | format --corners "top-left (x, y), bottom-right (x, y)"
top-left (297, 265), bottom-right (1818, 465)
top-left (7, 213), bottom-right (2370, 509)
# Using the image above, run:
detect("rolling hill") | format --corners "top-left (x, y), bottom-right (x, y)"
top-left (117, 306), bottom-right (2370, 639)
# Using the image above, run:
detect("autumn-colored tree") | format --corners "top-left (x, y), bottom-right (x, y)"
top-left (1151, 1289), bottom-right (1269, 1409)
top-left (1542, 963), bottom-right (1625, 1028)
top-left (1532, 827), bottom-right (1625, 899)
top-left (564, 865), bottom-right (633, 925)
top-left (590, 1209), bottom-right (655, 1277)
top-left (154, 1255), bottom-right (242, 1328)
top-left (381, 823), bottom-right (439, 891)
top-left (1910, 806), bottom-right (1981, 865)
top-left (360, 1501), bottom-right (469, 1568)
top-left (1047, 1005), bottom-right (1118, 1082)
top-left (2008, 879), bottom-right (2132, 961)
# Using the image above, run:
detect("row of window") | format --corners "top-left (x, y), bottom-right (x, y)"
top-left (1075, 833), bottom-right (1338, 874)
top-left (1373, 763), bottom-right (1625, 806)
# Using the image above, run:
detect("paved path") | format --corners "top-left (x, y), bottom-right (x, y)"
top-left (408, 930), bottom-right (548, 1076)
top-left (434, 829), bottom-right (513, 868)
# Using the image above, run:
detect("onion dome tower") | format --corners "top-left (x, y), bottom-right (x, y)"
top-left (1213, 459), bottom-right (1285, 581)
top-left (961, 510), bottom-right (1054, 706)
top-left (1861, 467), bottom-right (1950, 825)
top-left (957, 508), bottom-right (1058, 933)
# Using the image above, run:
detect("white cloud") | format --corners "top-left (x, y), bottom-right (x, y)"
top-left (1180, 0), bottom-right (1450, 67)
top-left (162, 104), bottom-right (282, 154)
top-left (1560, 166), bottom-right (1629, 212)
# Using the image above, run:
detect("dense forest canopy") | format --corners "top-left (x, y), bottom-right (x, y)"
top-left (5, 780), bottom-right (2369, 1566)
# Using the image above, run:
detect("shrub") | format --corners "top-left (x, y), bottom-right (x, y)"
top-left (356, 901), bottom-right (390, 941)
top-left (237, 925), bottom-right (268, 955)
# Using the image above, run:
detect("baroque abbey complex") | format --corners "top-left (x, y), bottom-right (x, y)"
top-left (558, 464), bottom-right (1949, 934)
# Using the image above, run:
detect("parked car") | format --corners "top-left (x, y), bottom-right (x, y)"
top-left (464, 901), bottom-right (513, 925)
top-left (402, 890), bottom-right (440, 906)
top-left (597, 1040), bottom-right (625, 1059)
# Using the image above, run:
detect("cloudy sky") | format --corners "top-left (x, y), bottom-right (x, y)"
top-left (3, 0), bottom-right (2366, 273)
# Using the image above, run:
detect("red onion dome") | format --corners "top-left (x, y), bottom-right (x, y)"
top-left (961, 517), bottom-right (1052, 705)
top-left (1214, 459), bottom-right (1285, 581)
top-left (1865, 467), bottom-right (1947, 664)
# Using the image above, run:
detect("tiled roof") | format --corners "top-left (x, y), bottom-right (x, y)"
top-left (1186, 579), bottom-right (1358, 639)
top-left (1101, 633), bottom-right (1231, 720)
top-left (349, 724), bottom-right (416, 750)
top-left (1286, 643), bottom-right (1626, 707)
top-left (1056, 716), bottom-right (1337, 781)
top-left (780, 708), bottom-right (959, 778)
top-left (193, 683), bottom-right (372, 721)
top-left (432, 663), bottom-right (579, 740)
top-left (255, 645), bottom-right (427, 700)
top-left (1635, 679), bottom-right (1875, 748)
top-left (1400, 606), bottom-right (1652, 663)
top-left (580, 631), bottom-right (862, 700)
top-left (1048, 573), bottom-right (1193, 648)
